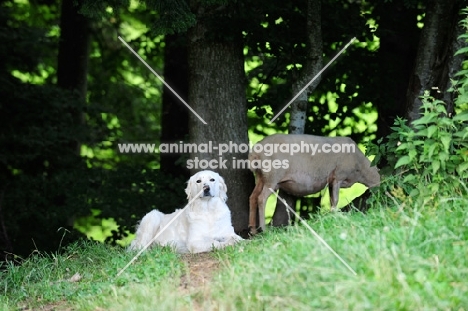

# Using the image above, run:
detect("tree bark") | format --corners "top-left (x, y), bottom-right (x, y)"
top-left (160, 34), bottom-right (190, 179)
top-left (187, 4), bottom-right (254, 234)
top-left (406, 0), bottom-right (460, 122)
top-left (274, 0), bottom-right (323, 227)
top-left (57, 0), bottom-right (90, 154)
top-left (441, 1), bottom-right (466, 115)
top-left (375, 0), bottom-right (420, 139)
top-left (289, 0), bottom-right (323, 134)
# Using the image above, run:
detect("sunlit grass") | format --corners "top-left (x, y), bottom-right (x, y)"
top-left (1, 241), bottom-right (182, 310)
top-left (2, 184), bottom-right (467, 310)
top-left (206, 196), bottom-right (468, 310)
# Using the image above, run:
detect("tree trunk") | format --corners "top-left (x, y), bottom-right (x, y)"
top-left (374, 0), bottom-right (420, 139)
top-left (274, 0), bottom-right (323, 227)
top-left (441, 1), bottom-right (466, 115)
top-left (289, 0), bottom-right (323, 134)
top-left (187, 5), bottom-right (254, 234)
top-left (56, 0), bottom-right (90, 154)
top-left (160, 33), bottom-right (190, 179)
top-left (406, 0), bottom-right (460, 122)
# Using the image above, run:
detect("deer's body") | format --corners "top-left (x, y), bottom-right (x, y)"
top-left (248, 134), bottom-right (380, 233)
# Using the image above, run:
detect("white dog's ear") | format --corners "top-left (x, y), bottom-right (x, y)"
top-left (185, 176), bottom-right (194, 201)
top-left (218, 175), bottom-right (228, 202)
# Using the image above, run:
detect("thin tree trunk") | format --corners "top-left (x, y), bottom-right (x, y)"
top-left (442, 1), bottom-right (466, 115)
top-left (274, 0), bottom-right (323, 227)
top-left (187, 4), bottom-right (253, 234)
top-left (0, 188), bottom-right (12, 260)
top-left (406, 0), bottom-right (459, 122)
top-left (160, 33), bottom-right (190, 180)
top-left (375, 0), bottom-right (420, 139)
top-left (57, 0), bottom-right (90, 154)
top-left (289, 0), bottom-right (323, 134)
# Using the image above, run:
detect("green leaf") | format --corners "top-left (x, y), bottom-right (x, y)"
top-left (453, 129), bottom-right (468, 139)
top-left (395, 155), bottom-right (411, 168)
top-left (396, 142), bottom-right (408, 152)
top-left (428, 182), bottom-right (440, 192)
top-left (403, 174), bottom-right (417, 183)
top-left (455, 94), bottom-right (468, 106)
top-left (427, 125), bottom-right (438, 138)
top-left (453, 110), bottom-right (468, 122)
top-left (412, 113), bottom-right (436, 126)
top-left (437, 118), bottom-right (454, 127)
top-left (419, 152), bottom-right (428, 163)
top-left (371, 154), bottom-right (381, 166)
top-left (457, 162), bottom-right (468, 174)
top-left (431, 160), bottom-right (440, 174)
top-left (409, 188), bottom-right (420, 197)
top-left (427, 142), bottom-right (438, 158)
top-left (454, 69), bottom-right (468, 77)
top-left (439, 153), bottom-right (449, 168)
top-left (415, 128), bottom-right (428, 137)
top-left (440, 135), bottom-right (451, 152)
top-left (455, 46), bottom-right (468, 55)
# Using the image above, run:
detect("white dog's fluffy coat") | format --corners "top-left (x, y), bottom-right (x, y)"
top-left (129, 170), bottom-right (242, 253)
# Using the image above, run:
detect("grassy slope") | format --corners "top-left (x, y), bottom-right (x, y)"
top-left (1, 193), bottom-right (467, 310)
top-left (209, 203), bottom-right (468, 310)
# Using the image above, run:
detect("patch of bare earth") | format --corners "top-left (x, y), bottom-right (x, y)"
top-left (19, 301), bottom-right (72, 311)
top-left (178, 252), bottom-right (220, 309)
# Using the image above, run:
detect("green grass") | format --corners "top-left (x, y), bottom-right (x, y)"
top-left (208, 203), bottom-right (468, 310)
top-left (1, 186), bottom-right (467, 310)
top-left (1, 242), bottom-right (183, 310)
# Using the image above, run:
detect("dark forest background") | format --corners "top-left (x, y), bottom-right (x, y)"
top-left (0, 0), bottom-right (466, 259)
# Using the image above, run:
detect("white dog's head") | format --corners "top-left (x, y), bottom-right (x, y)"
top-left (185, 170), bottom-right (228, 202)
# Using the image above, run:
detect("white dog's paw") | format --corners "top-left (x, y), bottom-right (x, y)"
top-left (224, 235), bottom-right (243, 246)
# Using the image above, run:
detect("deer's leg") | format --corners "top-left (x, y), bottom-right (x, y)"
top-left (329, 179), bottom-right (342, 211)
top-left (257, 186), bottom-right (273, 231)
top-left (249, 175), bottom-right (264, 234)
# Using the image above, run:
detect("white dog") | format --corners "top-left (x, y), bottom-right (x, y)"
top-left (129, 170), bottom-right (243, 253)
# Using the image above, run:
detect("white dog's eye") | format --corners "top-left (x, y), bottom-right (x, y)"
top-left (196, 180), bottom-right (201, 183)
top-left (210, 178), bottom-right (215, 182)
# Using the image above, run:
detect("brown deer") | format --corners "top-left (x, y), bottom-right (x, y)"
top-left (248, 134), bottom-right (380, 234)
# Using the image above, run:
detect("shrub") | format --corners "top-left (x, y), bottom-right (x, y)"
top-left (367, 9), bottom-right (468, 205)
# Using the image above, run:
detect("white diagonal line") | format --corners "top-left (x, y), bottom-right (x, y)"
top-left (268, 188), bottom-right (357, 276)
top-left (118, 36), bottom-right (207, 125)
top-left (116, 188), bottom-right (205, 277)
top-left (269, 37), bottom-right (356, 124)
